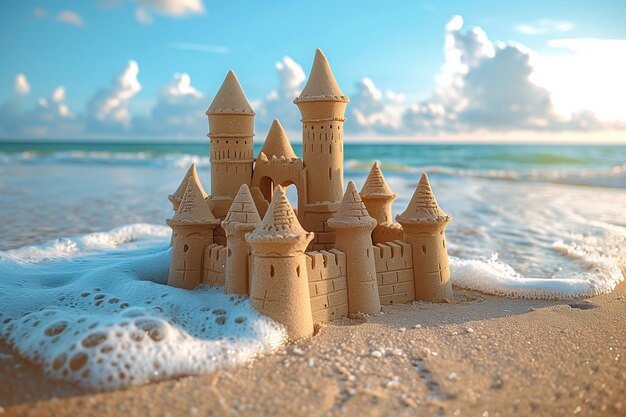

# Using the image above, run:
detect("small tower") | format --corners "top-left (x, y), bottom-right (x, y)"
top-left (259, 119), bottom-right (297, 160)
top-left (206, 70), bottom-right (255, 218)
top-left (396, 173), bottom-right (452, 302)
top-left (246, 185), bottom-right (314, 341)
top-left (222, 184), bottom-right (261, 295)
top-left (168, 163), bottom-right (207, 212)
top-left (328, 181), bottom-right (381, 315)
top-left (294, 49), bottom-right (349, 205)
top-left (167, 177), bottom-right (221, 289)
top-left (360, 161), bottom-right (397, 225)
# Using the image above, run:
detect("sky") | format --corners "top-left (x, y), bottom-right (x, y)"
top-left (0, 0), bottom-right (625, 143)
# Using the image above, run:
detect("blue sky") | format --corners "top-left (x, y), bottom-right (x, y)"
top-left (1, 0), bottom-right (625, 142)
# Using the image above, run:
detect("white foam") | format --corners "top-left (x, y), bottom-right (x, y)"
top-left (451, 245), bottom-right (624, 299)
top-left (0, 225), bottom-right (285, 390)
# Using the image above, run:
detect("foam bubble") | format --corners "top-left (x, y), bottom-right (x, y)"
top-left (0, 227), bottom-right (285, 390)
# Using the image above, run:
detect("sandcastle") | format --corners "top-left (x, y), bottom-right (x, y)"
top-left (166, 49), bottom-right (453, 340)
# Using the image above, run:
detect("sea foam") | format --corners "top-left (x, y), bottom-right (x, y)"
top-left (0, 224), bottom-right (285, 390)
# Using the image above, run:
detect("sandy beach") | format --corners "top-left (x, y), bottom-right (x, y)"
top-left (2, 278), bottom-right (624, 417)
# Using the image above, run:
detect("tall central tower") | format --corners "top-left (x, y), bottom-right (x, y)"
top-left (294, 49), bottom-right (349, 250)
top-left (294, 49), bottom-right (349, 204)
top-left (206, 70), bottom-right (255, 219)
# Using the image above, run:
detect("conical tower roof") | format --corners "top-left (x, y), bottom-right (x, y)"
top-left (259, 120), bottom-right (297, 160)
top-left (328, 181), bottom-right (377, 229)
top-left (360, 161), bottom-right (397, 200)
top-left (247, 185), bottom-right (308, 240)
top-left (167, 177), bottom-right (220, 226)
top-left (206, 70), bottom-right (255, 115)
top-left (223, 184), bottom-right (261, 225)
top-left (396, 173), bottom-right (450, 224)
top-left (169, 163), bottom-right (207, 206)
top-left (294, 49), bottom-right (349, 103)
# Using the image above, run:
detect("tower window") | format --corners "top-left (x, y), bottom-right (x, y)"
top-left (422, 245), bottom-right (427, 254)
top-left (270, 265), bottom-right (275, 277)
top-left (328, 167), bottom-right (332, 180)
top-left (183, 244), bottom-right (189, 253)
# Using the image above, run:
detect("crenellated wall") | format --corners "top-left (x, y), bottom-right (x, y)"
top-left (305, 249), bottom-right (348, 324)
top-left (203, 243), bottom-right (227, 286)
top-left (372, 223), bottom-right (404, 245)
top-left (372, 240), bottom-right (415, 305)
top-left (301, 202), bottom-right (340, 251)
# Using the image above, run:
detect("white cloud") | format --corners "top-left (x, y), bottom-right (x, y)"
top-left (135, 0), bottom-right (204, 16)
top-left (15, 74), bottom-right (31, 95)
top-left (133, 72), bottom-right (206, 137)
top-left (517, 19), bottom-right (575, 35)
top-left (255, 56), bottom-right (306, 134)
top-left (169, 42), bottom-right (229, 54)
top-left (349, 78), bottom-right (405, 133)
top-left (87, 60), bottom-right (142, 130)
top-left (56, 10), bottom-right (85, 27)
top-left (533, 38), bottom-right (626, 121)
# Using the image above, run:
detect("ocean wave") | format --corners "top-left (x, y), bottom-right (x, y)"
top-left (0, 224), bottom-right (285, 390)
top-left (0, 151), bottom-right (211, 169)
top-left (346, 159), bottom-right (626, 189)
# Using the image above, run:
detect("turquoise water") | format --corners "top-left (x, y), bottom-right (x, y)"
top-left (0, 141), bottom-right (624, 296)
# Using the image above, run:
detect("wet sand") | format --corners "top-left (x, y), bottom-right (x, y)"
top-left (1, 281), bottom-right (625, 417)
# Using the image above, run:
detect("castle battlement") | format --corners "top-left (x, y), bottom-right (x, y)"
top-left (166, 49), bottom-right (454, 341)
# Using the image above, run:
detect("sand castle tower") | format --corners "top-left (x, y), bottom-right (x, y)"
top-left (360, 161), bottom-right (397, 225)
top-left (254, 119), bottom-right (300, 203)
top-left (167, 177), bottom-right (221, 289)
top-left (206, 70), bottom-right (255, 219)
top-left (168, 163), bottom-right (207, 212)
top-left (328, 181), bottom-right (381, 315)
top-left (396, 173), bottom-right (452, 302)
top-left (222, 184), bottom-right (261, 295)
top-left (246, 185), bottom-right (314, 341)
top-left (294, 49), bottom-right (349, 250)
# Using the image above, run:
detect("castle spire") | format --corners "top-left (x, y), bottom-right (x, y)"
top-left (168, 163), bottom-right (207, 210)
top-left (248, 185), bottom-right (310, 241)
top-left (360, 161), bottom-right (396, 200)
top-left (206, 70), bottom-right (255, 115)
top-left (328, 181), bottom-right (377, 228)
top-left (259, 120), bottom-right (297, 160)
top-left (396, 173), bottom-right (449, 224)
top-left (294, 49), bottom-right (348, 103)
top-left (223, 184), bottom-right (261, 226)
top-left (167, 177), bottom-right (218, 226)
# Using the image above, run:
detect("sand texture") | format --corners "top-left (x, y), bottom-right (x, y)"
top-left (1, 281), bottom-right (625, 417)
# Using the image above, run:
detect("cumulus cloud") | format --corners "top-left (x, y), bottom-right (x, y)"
top-left (87, 60), bottom-right (142, 131)
top-left (15, 74), bottom-right (31, 95)
top-left (349, 78), bottom-right (405, 133)
top-left (134, 72), bottom-right (207, 137)
top-left (517, 19), bottom-right (575, 35)
top-left (134, 0), bottom-right (204, 22)
top-left (254, 56), bottom-right (306, 134)
top-left (56, 10), bottom-right (85, 27)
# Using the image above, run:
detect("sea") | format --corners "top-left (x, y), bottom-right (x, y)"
top-left (0, 141), bottom-right (624, 389)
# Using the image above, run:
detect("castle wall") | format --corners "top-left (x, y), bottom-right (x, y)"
top-left (372, 223), bottom-right (404, 245)
top-left (372, 240), bottom-right (415, 305)
top-left (305, 249), bottom-right (348, 324)
top-left (202, 243), bottom-right (227, 286)
top-left (301, 202), bottom-right (340, 251)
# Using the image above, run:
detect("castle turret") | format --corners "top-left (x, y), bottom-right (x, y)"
top-left (206, 70), bottom-right (255, 218)
top-left (360, 161), bottom-right (397, 225)
top-left (259, 119), bottom-right (297, 160)
top-left (396, 173), bottom-right (452, 302)
top-left (328, 181), bottom-right (381, 315)
top-left (168, 163), bottom-right (207, 212)
top-left (246, 185), bottom-right (314, 341)
top-left (167, 177), bottom-right (221, 289)
top-left (294, 49), bottom-right (348, 204)
top-left (222, 184), bottom-right (261, 295)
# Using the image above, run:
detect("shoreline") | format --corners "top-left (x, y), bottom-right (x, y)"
top-left (2, 280), bottom-right (625, 417)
